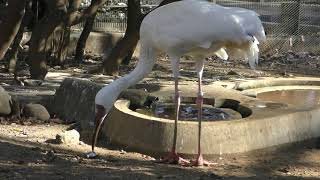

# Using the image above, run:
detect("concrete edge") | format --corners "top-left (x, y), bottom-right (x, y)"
top-left (103, 98), bottom-right (320, 157)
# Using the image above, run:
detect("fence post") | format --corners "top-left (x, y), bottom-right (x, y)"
top-left (280, 1), bottom-right (300, 35)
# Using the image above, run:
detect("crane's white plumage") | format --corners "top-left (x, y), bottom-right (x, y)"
top-left (93, 1), bottom-right (266, 165)
top-left (96, 0), bottom-right (266, 109)
top-left (141, 0), bottom-right (265, 65)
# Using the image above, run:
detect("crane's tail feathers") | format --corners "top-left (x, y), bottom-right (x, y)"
top-left (215, 48), bottom-right (229, 60)
top-left (246, 36), bottom-right (260, 69)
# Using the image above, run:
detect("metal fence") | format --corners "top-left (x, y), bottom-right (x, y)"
top-left (73, 0), bottom-right (320, 53)
top-left (74, 0), bottom-right (159, 32)
top-left (214, 0), bottom-right (320, 53)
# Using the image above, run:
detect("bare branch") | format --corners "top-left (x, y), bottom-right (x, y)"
top-left (68, 0), bottom-right (107, 26)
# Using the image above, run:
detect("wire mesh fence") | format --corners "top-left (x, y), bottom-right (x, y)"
top-left (73, 0), bottom-right (320, 54)
top-left (214, 0), bottom-right (320, 54)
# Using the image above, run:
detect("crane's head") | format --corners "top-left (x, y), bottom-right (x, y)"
top-left (90, 85), bottom-right (119, 153)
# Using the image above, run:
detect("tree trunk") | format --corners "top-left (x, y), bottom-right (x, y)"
top-left (52, 0), bottom-right (81, 66)
top-left (101, 0), bottom-right (143, 76)
top-left (97, 0), bottom-right (181, 76)
top-left (74, 0), bottom-right (98, 63)
top-left (0, 0), bottom-right (26, 60)
top-left (29, 0), bottom-right (67, 79)
top-left (5, 0), bottom-right (33, 73)
top-left (29, 0), bottom-right (106, 79)
top-left (5, 24), bottom-right (24, 73)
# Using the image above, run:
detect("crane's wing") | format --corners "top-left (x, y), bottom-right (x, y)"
top-left (141, 0), bottom-right (265, 53)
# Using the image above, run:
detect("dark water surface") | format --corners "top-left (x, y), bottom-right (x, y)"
top-left (136, 104), bottom-right (231, 121)
top-left (257, 89), bottom-right (320, 108)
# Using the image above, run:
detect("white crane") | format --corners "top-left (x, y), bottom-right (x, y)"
top-left (90, 0), bottom-right (266, 166)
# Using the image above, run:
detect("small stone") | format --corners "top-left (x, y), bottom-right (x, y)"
top-left (56, 129), bottom-right (80, 145)
top-left (22, 104), bottom-right (50, 121)
top-left (85, 151), bottom-right (97, 159)
top-left (53, 66), bottom-right (61, 69)
top-left (73, 68), bottom-right (82, 73)
top-left (142, 154), bottom-right (156, 160)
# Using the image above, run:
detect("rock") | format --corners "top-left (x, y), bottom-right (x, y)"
top-left (48, 78), bottom-right (103, 127)
top-left (49, 78), bottom-right (157, 136)
top-left (56, 129), bottom-right (80, 145)
top-left (22, 103), bottom-right (50, 121)
top-left (0, 86), bottom-right (12, 115)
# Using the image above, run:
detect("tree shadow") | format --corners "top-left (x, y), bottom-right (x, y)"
top-left (233, 139), bottom-right (320, 179)
top-left (0, 135), bottom-right (319, 180)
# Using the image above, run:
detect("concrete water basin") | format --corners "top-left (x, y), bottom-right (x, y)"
top-left (49, 78), bottom-right (320, 158)
top-left (102, 78), bottom-right (320, 157)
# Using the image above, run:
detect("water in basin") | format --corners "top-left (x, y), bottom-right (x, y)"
top-left (257, 89), bottom-right (320, 108)
top-left (136, 103), bottom-right (242, 121)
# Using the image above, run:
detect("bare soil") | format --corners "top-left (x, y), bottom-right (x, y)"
top-left (0, 51), bottom-right (320, 180)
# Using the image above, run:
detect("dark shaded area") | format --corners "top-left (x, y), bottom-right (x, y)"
top-left (0, 0), bottom-right (26, 60)
top-left (0, 136), bottom-right (319, 180)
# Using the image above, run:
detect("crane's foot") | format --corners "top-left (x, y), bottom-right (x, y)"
top-left (155, 151), bottom-right (190, 165)
top-left (190, 154), bottom-right (217, 167)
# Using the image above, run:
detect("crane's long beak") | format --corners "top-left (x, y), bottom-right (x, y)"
top-left (91, 104), bottom-right (107, 152)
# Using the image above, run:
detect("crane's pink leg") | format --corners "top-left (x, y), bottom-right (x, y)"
top-left (157, 56), bottom-right (189, 165)
top-left (190, 59), bottom-right (216, 166)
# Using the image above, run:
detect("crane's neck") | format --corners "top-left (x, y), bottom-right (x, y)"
top-left (95, 43), bottom-right (156, 111)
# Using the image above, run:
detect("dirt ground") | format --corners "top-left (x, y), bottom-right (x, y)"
top-left (0, 51), bottom-right (320, 179)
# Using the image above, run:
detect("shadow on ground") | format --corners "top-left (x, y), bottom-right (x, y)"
top-left (0, 135), bottom-right (319, 180)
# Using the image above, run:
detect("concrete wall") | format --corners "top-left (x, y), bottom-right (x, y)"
top-left (69, 31), bottom-right (141, 57)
